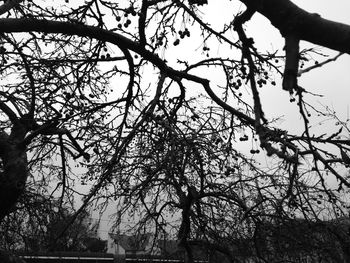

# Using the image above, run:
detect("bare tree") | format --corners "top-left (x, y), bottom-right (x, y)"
top-left (0, 1), bottom-right (350, 262)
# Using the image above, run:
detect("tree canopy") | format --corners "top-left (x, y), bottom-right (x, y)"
top-left (1, 0), bottom-right (350, 262)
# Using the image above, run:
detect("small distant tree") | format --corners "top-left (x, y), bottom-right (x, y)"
top-left (40, 208), bottom-right (98, 252)
top-left (83, 237), bottom-right (107, 253)
top-left (0, 196), bottom-right (104, 253)
top-left (0, 187), bottom-right (55, 252)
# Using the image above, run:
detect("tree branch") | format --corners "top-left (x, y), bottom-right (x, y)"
top-left (0, 0), bottom-right (24, 16)
top-left (283, 34), bottom-right (299, 93)
top-left (240, 0), bottom-right (350, 54)
top-left (298, 52), bottom-right (344, 76)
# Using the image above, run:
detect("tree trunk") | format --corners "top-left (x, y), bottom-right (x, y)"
top-left (0, 146), bottom-right (27, 221)
top-left (0, 124), bottom-right (28, 222)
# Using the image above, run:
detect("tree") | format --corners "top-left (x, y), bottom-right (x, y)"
top-left (252, 218), bottom-right (350, 262)
top-left (0, 0), bottom-right (350, 262)
top-left (32, 207), bottom-right (101, 252)
top-left (0, 196), bottom-right (105, 253)
top-left (0, 188), bottom-right (56, 252)
top-left (83, 237), bottom-right (107, 253)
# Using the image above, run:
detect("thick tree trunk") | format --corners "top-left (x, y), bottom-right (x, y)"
top-left (0, 146), bottom-right (27, 221)
top-left (0, 125), bottom-right (28, 222)
top-left (0, 128), bottom-right (28, 262)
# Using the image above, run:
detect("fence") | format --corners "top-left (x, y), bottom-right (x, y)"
top-left (17, 253), bottom-right (209, 263)
top-left (18, 252), bottom-right (114, 263)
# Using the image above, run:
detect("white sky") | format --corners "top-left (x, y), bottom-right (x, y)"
top-left (242, 1), bottom-right (350, 134)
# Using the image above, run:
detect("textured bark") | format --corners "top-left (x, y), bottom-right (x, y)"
top-left (0, 122), bottom-right (28, 222)
top-left (240, 0), bottom-right (350, 54)
top-left (0, 145), bottom-right (27, 221)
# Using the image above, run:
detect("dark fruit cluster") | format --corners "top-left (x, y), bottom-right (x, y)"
top-left (239, 135), bottom-right (248, 141)
top-left (156, 36), bottom-right (165, 47)
top-left (230, 67), bottom-right (277, 89)
top-left (117, 18), bottom-right (131, 29)
top-left (125, 6), bottom-right (137, 16)
top-left (173, 28), bottom-right (191, 46)
top-left (124, 19), bottom-right (132, 28)
top-left (250, 149), bottom-right (260, 154)
top-left (230, 78), bottom-right (242, 90)
top-left (202, 46), bottom-right (210, 57)
top-left (179, 28), bottom-right (190, 39)
top-left (115, 6), bottom-right (136, 29)
top-left (173, 39), bottom-right (180, 46)
top-left (257, 78), bottom-right (267, 88)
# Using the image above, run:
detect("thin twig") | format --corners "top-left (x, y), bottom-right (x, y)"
top-left (298, 52), bottom-right (344, 76)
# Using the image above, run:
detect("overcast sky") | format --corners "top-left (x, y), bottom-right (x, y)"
top-left (95, 0), bottom-right (350, 239)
